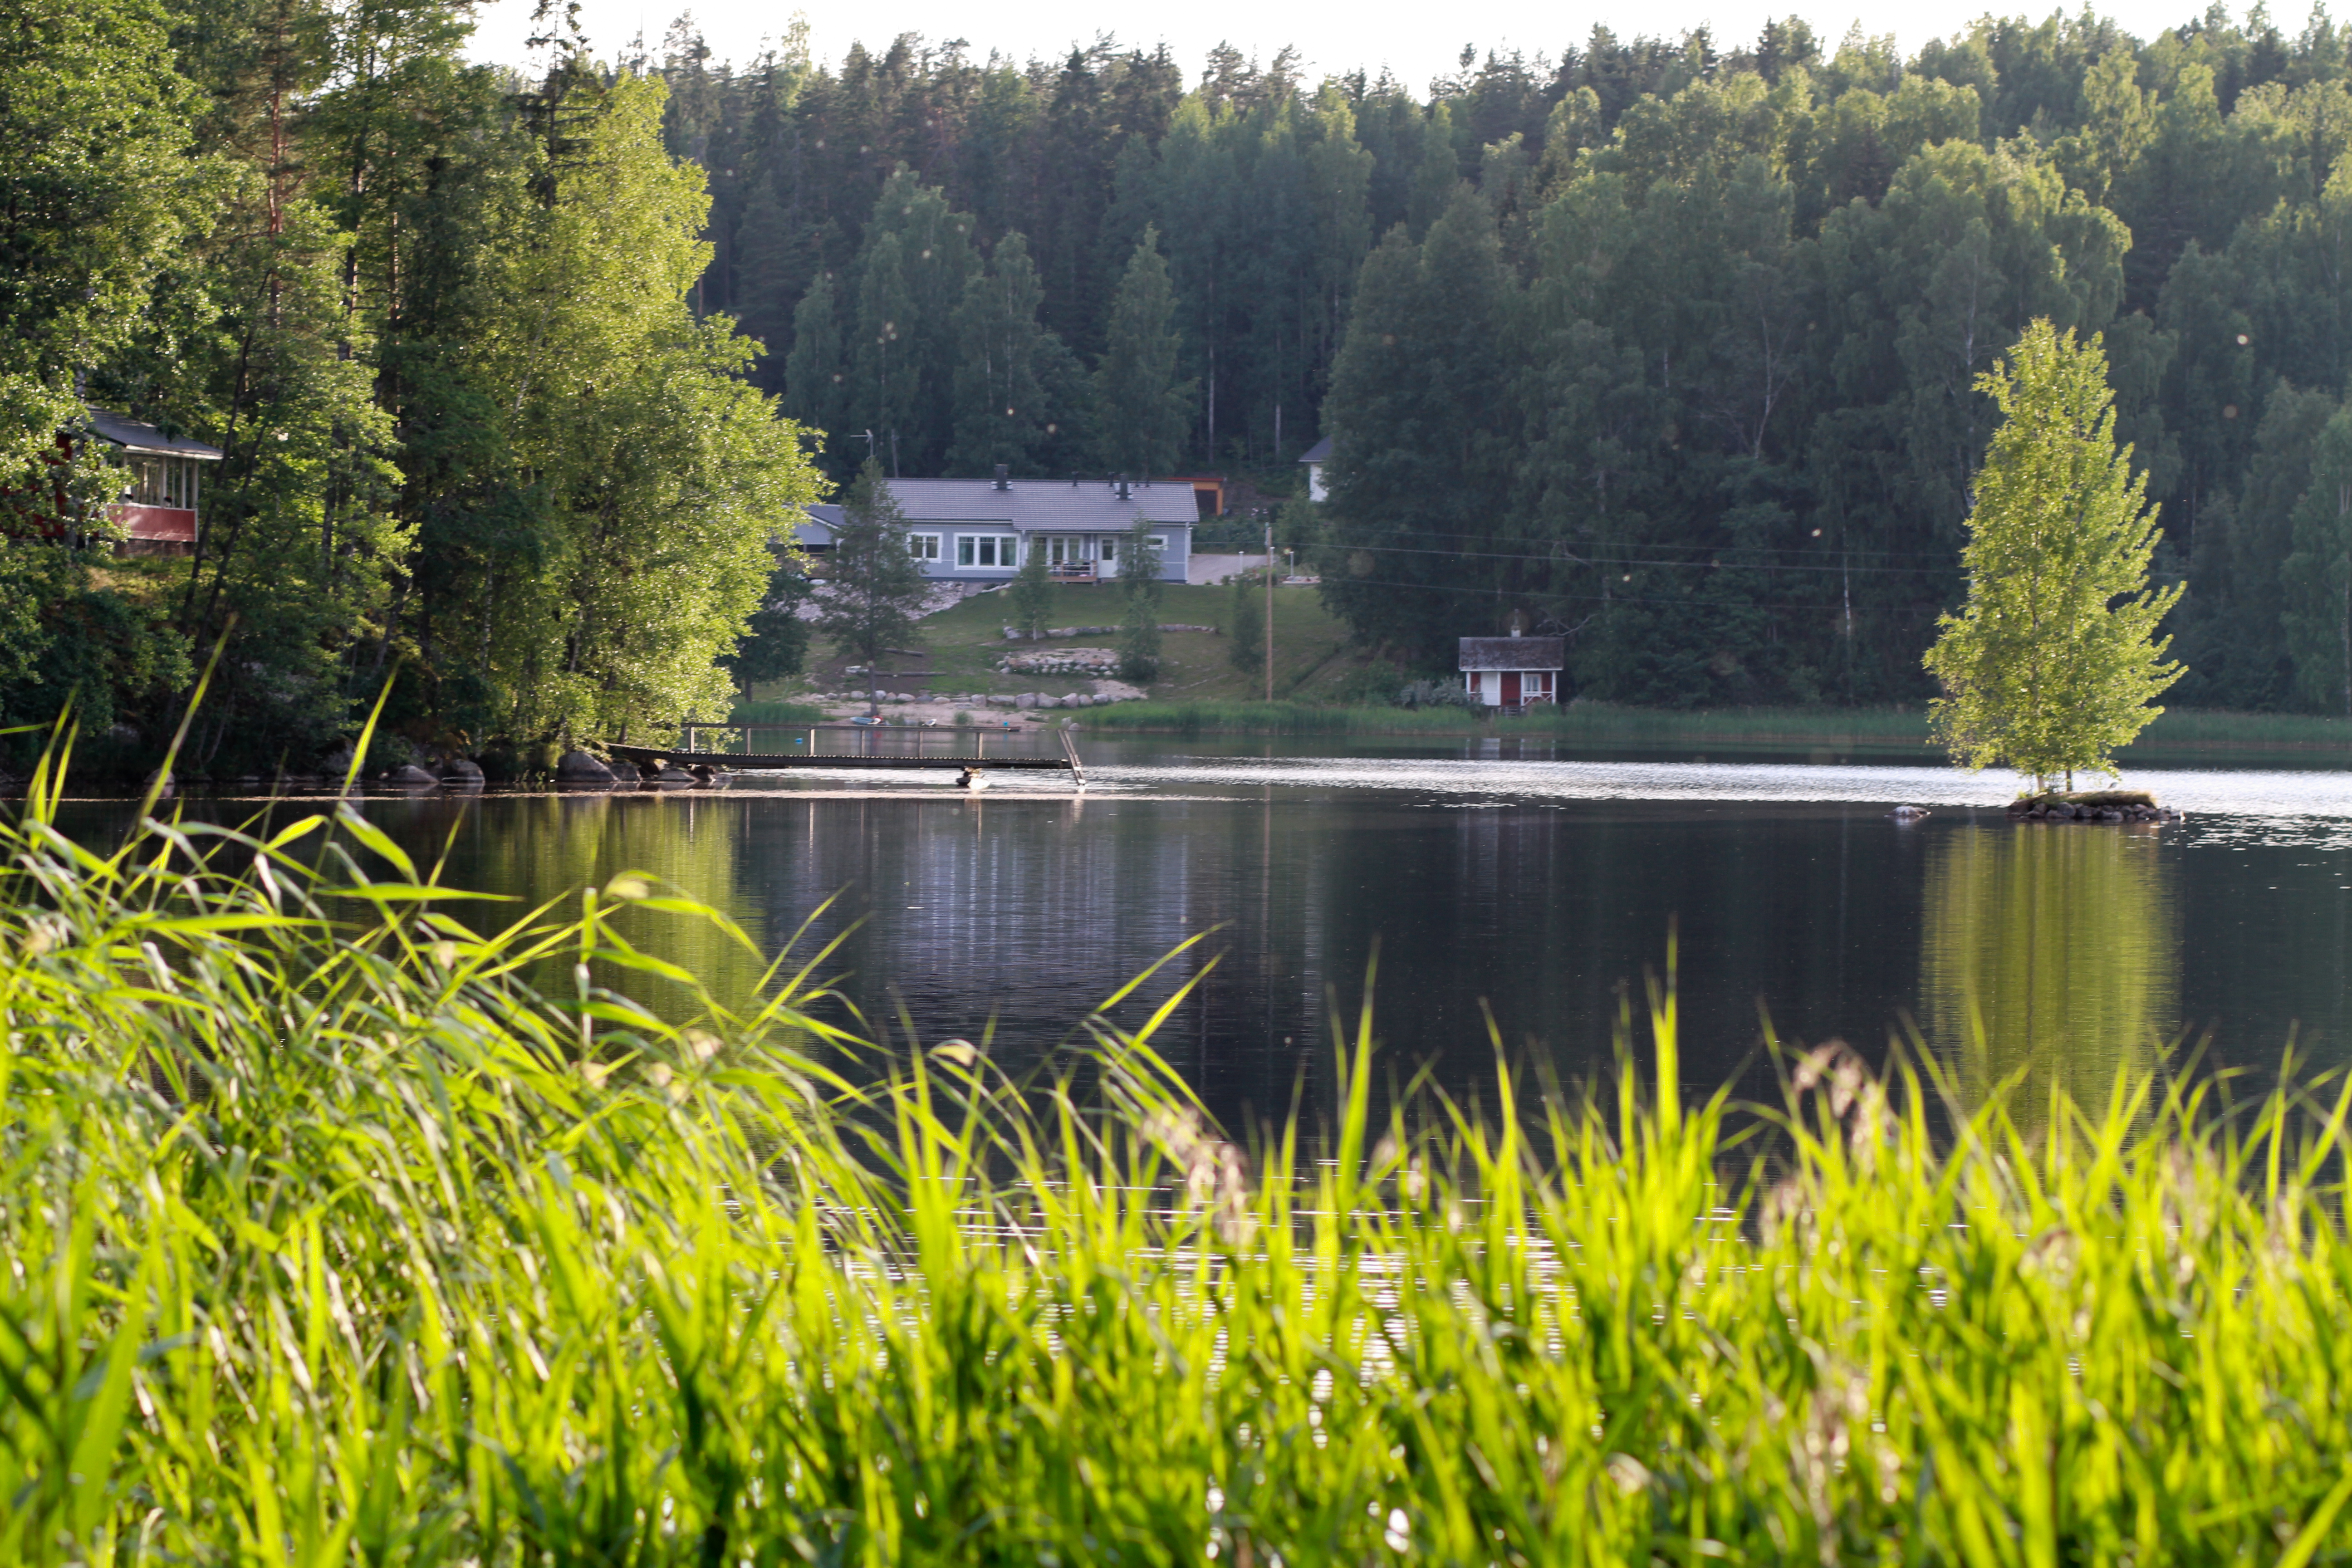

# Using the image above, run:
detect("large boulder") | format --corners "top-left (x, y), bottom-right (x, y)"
top-left (382, 764), bottom-right (439, 789)
top-left (556, 750), bottom-right (616, 784)
top-left (1014, 692), bottom-right (1038, 710)
top-left (438, 757), bottom-right (485, 787)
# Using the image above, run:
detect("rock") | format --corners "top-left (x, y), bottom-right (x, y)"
top-left (556, 750), bottom-right (616, 784)
top-left (1886, 805), bottom-right (1930, 821)
top-left (657, 766), bottom-right (696, 786)
top-left (1014, 692), bottom-right (1037, 709)
top-left (105, 723), bottom-right (141, 747)
top-left (438, 758), bottom-right (485, 786)
top-left (383, 764), bottom-right (439, 788)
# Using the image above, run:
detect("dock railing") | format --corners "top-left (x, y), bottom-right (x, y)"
top-left (679, 721), bottom-right (1050, 761)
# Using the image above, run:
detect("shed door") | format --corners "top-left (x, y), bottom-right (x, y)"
top-left (1499, 672), bottom-right (1522, 705)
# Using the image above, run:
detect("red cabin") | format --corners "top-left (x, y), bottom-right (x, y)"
top-left (1460, 633), bottom-right (1565, 709)
top-left (87, 408), bottom-right (221, 556)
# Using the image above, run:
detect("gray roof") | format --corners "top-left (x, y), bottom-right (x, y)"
top-left (83, 407), bottom-right (222, 460)
top-left (1460, 636), bottom-right (1564, 671)
top-left (793, 503), bottom-right (843, 546)
top-left (879, 477), bottom-right (1196, 529)
top-left (1298, 436), bottom-right (1333, 464)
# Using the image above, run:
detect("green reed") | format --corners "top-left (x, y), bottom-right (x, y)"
top-left (4, 730), bottom-right (2352, 1564)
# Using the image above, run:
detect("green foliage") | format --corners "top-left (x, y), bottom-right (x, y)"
top-left (1925, 321), bottom-right (2184, 789)
top-left (1227, 569), bottom-right (1264, 675)
top-left (1117, 514), bottom-right (1163, 681)
top-left (1006, 531), bottom-right (1054, 638)
top-left (719, 553), bottom-right (813, 689)
top-left (5, 765), bottom-right (2352, 1561)
top-left (814, 461), bottom-right (930, 705)
top-left (1095, 226), bottom-right (1189, 476)
top-left (0, 0), bottom-right (196, 499)
top-left (2283, 402), bottom-right (2352, 714)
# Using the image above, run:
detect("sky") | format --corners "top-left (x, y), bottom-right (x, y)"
top-left (465, 0), bottom-right (2235, 88)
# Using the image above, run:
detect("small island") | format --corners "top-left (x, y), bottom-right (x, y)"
top-left (2004, 789), bottom-right (2182, 824)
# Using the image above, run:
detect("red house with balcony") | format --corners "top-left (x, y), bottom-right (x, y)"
top-left (87, 408), bottom-right (221, 556)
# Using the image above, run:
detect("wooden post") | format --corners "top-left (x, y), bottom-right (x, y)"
top-left (1264, 514), bottom-right (1274, 702)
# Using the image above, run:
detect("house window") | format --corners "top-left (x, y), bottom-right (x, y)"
top-left (1098, 535), bottom-right (1115, 564)
top-left (908, 533), bottom-right (941, 561)
top-left (956, 534), bottom-right (1020, 568)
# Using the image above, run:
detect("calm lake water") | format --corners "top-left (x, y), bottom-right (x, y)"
top-left (49, 738), bottom-right (2352, 1126)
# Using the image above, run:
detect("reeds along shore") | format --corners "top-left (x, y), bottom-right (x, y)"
top-left (4, 744), bottom-right (2352, 1564)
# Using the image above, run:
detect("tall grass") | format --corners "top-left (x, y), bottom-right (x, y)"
top-left (5, 734), bottom-right (2352, 1562)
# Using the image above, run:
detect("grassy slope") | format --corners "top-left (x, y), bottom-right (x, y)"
top-left (761, 580), bottom-right (1356, 701)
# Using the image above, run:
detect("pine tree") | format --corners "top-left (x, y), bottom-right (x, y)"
top-left (1924, 320), bottom-right (2185, 792)
top-left (814, 461), bottom-right (931, 714)
top-left (1095, 226), bottom-right (1189, 475)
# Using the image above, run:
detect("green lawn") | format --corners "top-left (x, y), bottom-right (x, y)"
top-left (760, 581), bottom-right (1359, 701)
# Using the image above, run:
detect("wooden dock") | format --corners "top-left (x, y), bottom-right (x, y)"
top-left (607, 723), bottom-right (1085, 789)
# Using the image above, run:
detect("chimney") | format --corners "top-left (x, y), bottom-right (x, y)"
top-left (993, 463), bottom-right (1009, 491)
top-left (1115, 473), bottom-right (1130, 501)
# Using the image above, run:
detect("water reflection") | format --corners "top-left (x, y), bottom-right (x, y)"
top-left (1921, 825), bottom-right (2181, 1120)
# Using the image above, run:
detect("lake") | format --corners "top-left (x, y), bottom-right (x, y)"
top-left (49, 738), bottom-right (2352, 1127)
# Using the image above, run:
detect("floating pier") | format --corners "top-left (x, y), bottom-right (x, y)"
top-left (606, 723), bottom-right (1084, 790)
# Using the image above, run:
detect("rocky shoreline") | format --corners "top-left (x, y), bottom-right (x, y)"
top-left (2005, 790), bottom-right (2182, 823)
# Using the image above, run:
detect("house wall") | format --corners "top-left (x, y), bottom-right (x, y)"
top-left (1463, 670), bottom-right (1558, 706)
top-left (909, 525), bottom-right (1190, 582)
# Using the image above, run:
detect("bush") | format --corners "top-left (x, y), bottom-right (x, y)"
top-left (1397, 676), bottom-right (1474, 709)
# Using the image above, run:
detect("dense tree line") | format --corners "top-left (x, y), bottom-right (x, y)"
top-left (659, 8), bottom-right (2352, 709)
top-left (32, 5), bottom-right (2352, 748)
top-left (0, 0), bottom-right (820, 771)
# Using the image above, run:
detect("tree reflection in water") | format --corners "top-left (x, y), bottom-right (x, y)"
top-left (1921, 823), bottom-right (2181, 1122)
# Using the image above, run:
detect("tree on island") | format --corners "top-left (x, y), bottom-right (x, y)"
top-left (1924, 319), bottom-right (2185, 794)
top-left (814, 462), bottom-right (931, 716)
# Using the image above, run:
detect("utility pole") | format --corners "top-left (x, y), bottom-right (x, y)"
top-left (1264, 512), bottom-right (1274, 702)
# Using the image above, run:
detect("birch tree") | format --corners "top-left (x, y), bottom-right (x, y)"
top-left (1924, 320), bottom-right (2184, 791)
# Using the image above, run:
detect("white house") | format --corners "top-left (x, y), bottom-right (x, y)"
top-left (1460, 633), bottom-right (1563, 707)
top-left (1298, 436), bottom-right (1331, 503)
top-left (793, 471), bottom-right (1193, 584)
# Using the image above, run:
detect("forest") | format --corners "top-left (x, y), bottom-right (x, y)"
top-left (17, 2), bottom-right (2352, 766)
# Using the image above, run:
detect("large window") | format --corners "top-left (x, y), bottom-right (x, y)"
top-left (126, 456), bottom-right (201, 510)
top-left (908, 533), bottom-right (941, 561)
top-left (956, 534), bottom-right (1019, 568)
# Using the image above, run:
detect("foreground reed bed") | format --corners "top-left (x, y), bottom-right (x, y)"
top-left (4, 741), bottom-right (2352, 1564)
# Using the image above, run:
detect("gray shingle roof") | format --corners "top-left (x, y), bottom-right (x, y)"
top-left (1298, 436), bottom-right (1333, 464)
top-left (83, 407), bottom-right (222, 459)
top-left (1459, 636), bottom-right (1564, 671)
top-left (879, 477), bottom-right (1197, 529)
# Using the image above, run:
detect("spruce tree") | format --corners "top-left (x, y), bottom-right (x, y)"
top-left (949, 232), bottom-right (1051, 475)
top-left (1923, 320), bottom-right (2185, 792)
top-left (783, 272), bottom-right (850, 467)
top-left (852, 233), bottom-right (916, 475)
top-left (814, 462), bottom-right (931, 715)
top-left (1095, 227), bottom-right (1189, 476)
